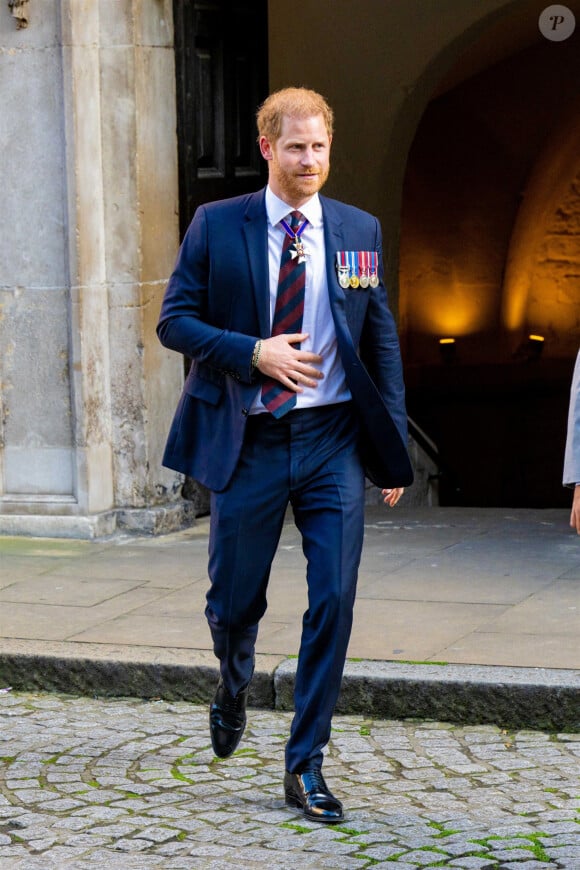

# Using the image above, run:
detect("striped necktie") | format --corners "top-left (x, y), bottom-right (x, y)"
top-left (261, 211), bottom-right (308, 418)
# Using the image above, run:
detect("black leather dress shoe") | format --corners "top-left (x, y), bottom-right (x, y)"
top-left (209, 680), bottom-right (248, 758)
top-left (284, 768), bottom-right (344, 824)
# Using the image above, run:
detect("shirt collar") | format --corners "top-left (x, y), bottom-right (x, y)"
top-left (265, 186), bottom-right (323, 230)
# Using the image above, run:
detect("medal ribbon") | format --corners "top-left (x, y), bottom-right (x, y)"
top-left (280, 216), bottom-right (309, 242)
top-left (347, 250), bottom-right (356, 278)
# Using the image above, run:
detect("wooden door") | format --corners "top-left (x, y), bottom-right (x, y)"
top-left (173, 0), bottom-right (269, 237)
top-left (172, 1), bottom-right (268, 511)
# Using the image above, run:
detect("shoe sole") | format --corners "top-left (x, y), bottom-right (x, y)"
top-left (284, 792), bottom-right (344, 824)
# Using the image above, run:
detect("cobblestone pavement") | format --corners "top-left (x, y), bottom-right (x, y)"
top-left (0, 693), bottom-right (578, 869)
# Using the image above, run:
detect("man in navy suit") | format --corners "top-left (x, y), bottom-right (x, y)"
top-left (157, 87), bottom-right (413, 823)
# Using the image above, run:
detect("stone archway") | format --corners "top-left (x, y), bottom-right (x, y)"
top-left (398, 14), bottom-right (580, 507)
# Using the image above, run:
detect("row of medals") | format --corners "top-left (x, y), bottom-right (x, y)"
top-left (336, 252), bottom-right (379, 289)
top-left (338, 268), bottom-right (379, 289)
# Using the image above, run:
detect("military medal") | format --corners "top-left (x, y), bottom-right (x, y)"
top-left (348, 251), bottom-right (360, 288)
top-left (369, 251), bottom-right (379, 287)
top-left (359, 251), bottom-right (370, 288)
top-left (336, 251), bottom-right (351, 288)
top-left (291, 238), bottom-right (309, 263)
top-left (280, 215), bottom-right (310, 263)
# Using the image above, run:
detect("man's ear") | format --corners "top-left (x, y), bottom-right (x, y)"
top-left (259, 135), bottom-right (273, 160)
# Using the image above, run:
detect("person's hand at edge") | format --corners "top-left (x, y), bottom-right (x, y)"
top-left (382, 487), bottom-right (404, 507)
top-left (570, 484), bottom-right (580, 534)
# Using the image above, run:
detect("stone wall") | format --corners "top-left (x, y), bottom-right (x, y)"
top-left (0, 0), bottom-right (186, 537)
top-left (1, 2), bottom-right (72, 501)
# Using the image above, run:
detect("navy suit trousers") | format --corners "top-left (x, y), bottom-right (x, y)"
top-left (205, 401), bottom-right (365, 772)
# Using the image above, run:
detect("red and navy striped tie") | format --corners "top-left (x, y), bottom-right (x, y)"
top-left (261, 211), bottom-right (307, 418)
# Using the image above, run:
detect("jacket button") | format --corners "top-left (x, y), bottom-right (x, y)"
top-left (242, 408), bottom-right (249, 416)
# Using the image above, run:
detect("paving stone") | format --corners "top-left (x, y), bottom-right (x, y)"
top-left (500, 863), bottom-right (559, 870)
top-left (546, 845), bottom-right (580, 860)
top-left (0, 846), bottom-right (30, 860)
top-left (449, 859), bottom-right (500, 869)
top-left (542, 821), bottom-right (580, 834)
top-left (370, 865), bottom-right (423, 870)
top-left (396, 848), bottom-right (451, 864)
top-left (113, 837), bottom-right (153, 851)
top-left (63, 832), bottom-right (110, 847)
top-left (360, 843), bottom-right (406, 860)
top-left (488, 847), bottom-right (537, 860)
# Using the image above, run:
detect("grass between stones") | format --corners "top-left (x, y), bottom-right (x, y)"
top-left (469, 832), bottom-right (554, 863)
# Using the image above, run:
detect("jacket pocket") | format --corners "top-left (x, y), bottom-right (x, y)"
top-left (184, 366), bottom-right (224, 406)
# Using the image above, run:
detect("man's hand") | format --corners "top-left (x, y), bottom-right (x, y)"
top-left (258, 333), bottom-right (323, 393)
top-left (382, 487), bottom-right (404, 507)
top-left (571, 484), bottom-right (580, 535)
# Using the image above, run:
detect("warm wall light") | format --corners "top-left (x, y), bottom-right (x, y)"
top-left (438, 337), bottom-right (457, 363)
top-left (514, 333), bottom-right (545, 362)
top-left (527, 334), bottom-right (544, 360)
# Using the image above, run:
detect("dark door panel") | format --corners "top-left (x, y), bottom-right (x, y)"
top-left (172, 0), bottom-right (268, 511)
top-left (173, 0), bottom-right (269, 236)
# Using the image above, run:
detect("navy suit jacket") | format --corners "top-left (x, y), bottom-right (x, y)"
top-left (157, 188), bottom-right (413, 492)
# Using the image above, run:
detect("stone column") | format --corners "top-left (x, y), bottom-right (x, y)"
top-left (0, 0), bottom-right (188, 537)
top-left (94, 0), bottom-right (188, 533)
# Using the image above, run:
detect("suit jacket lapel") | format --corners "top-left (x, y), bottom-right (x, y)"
top-left (321, 196), bottom-right (345, 309)
top-left (321, 196), bottom-right (356, 355)
top-left (242, 189), bottom-right (270, 338)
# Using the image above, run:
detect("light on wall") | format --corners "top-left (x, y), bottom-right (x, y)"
top-left (438, 337), bottom-right (457, 364)
top-left (514, 333), bottom-right (545, 362)
top-left (527, 334), bottom-right (545, 360)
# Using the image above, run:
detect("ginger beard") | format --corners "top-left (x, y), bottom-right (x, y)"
top-left (268, 153), bottom-right (330, 205)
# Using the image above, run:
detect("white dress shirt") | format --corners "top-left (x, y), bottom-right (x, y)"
top-left (250, 186), bottom-right (351, 414)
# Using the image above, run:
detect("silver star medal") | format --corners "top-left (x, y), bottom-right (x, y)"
top-left (290, 238), bottom-right (310, 264)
